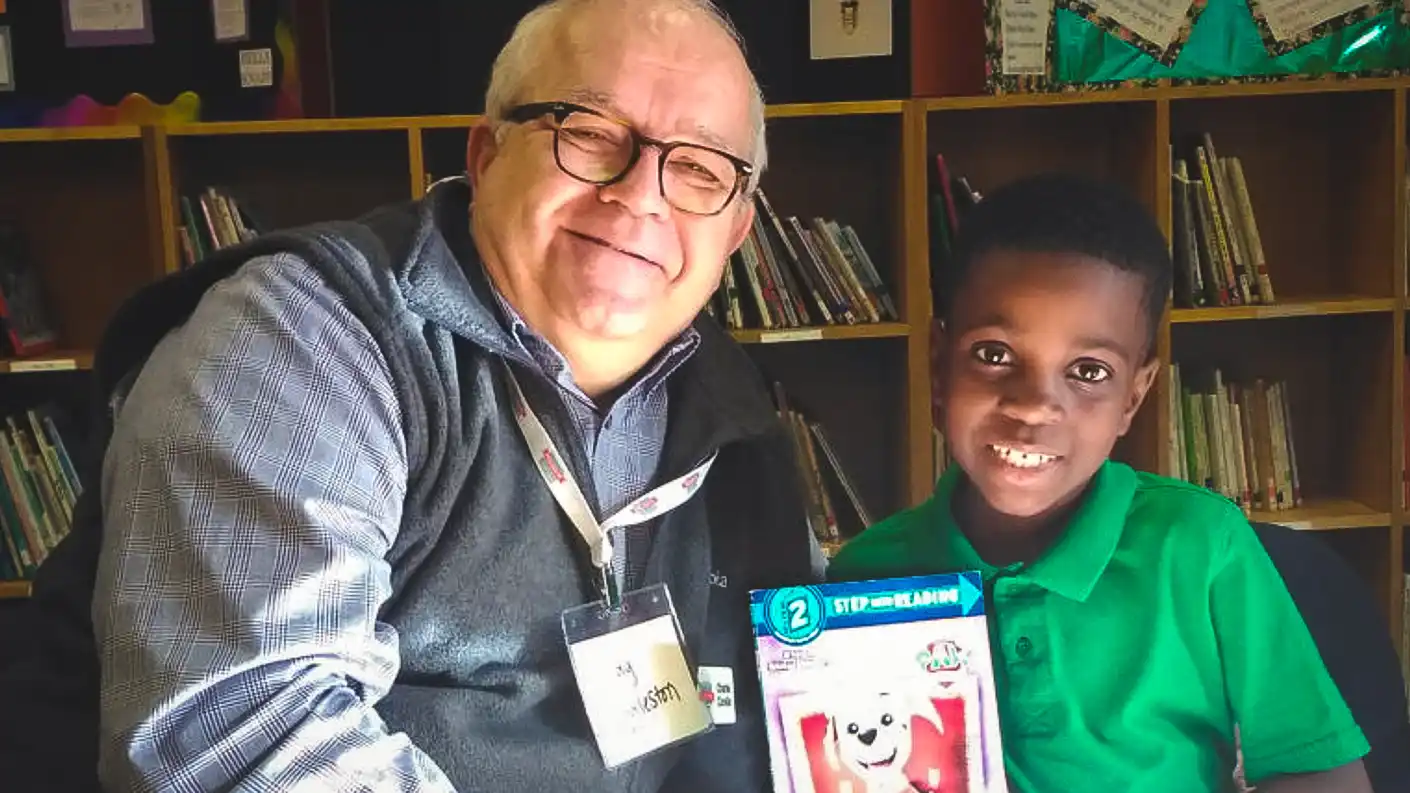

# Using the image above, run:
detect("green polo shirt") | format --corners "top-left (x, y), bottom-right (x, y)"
top-left (828, 460), bottom-right (1368, 793)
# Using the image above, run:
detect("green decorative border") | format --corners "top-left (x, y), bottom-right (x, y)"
top-left (1073, 66), bottom-right (1406, 91)
top-left (1058, 0), bottom-right (1209, 66)
top-left (1246, 0), bottom-right (1394, 57)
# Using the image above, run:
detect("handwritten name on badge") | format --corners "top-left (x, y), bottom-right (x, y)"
top-left (570, 613), bottom-right (712, 767)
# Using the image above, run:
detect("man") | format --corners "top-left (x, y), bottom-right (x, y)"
top-left (0, 1), bottom-right (819, 790)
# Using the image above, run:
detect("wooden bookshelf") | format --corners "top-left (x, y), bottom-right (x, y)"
top-left (0, 350), bottom-right (94, 374)
top-left (729, 323), bottom-right (910, 345)
top-left (1171, 296), bottom-right (1397, 323)
top-left (0, 83), bottom-right (1407, 654)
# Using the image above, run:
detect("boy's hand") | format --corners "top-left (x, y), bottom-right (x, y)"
top-left (1253, 759), bottom-right (1372, 793)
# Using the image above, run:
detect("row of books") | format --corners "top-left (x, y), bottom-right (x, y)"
top-left (706, 190), bottom-right (898, 330)
top-left (1171, 133), bottom-right (1276, 308)
top-left (1167, 364), bottom-right (1301, 514)
top-left (770, 382), bottom-right (871, 557)
top-left (1401, 572), bottom-right (1410, 711)
top-left (177, 185), bottom-right (263, 268)
top-left (0, 406), bottom-right (81, 584)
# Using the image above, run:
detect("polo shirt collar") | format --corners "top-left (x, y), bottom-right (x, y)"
top-left (928, 460), bottom-right (1137, 602)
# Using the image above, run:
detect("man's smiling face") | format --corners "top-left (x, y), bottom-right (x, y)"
top-left (468, 1), bottom-right (757, 351)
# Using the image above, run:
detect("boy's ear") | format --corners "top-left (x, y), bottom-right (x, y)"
top-left (929, 319), bottom-right (949, 431)
top-left (1118, 356), bottom-right (1161, 436)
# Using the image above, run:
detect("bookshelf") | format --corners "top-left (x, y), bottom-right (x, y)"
top-left (1, 79), bottom-right (1408, 659)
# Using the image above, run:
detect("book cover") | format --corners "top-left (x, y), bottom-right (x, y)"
top-left (750, 572), bottom-right (1007, 793)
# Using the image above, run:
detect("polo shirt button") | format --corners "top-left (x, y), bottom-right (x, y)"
top-left (1016, 637), bottom-right (1033, 657)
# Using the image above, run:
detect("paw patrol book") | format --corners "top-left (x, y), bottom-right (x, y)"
top-left (750, 573), bottom-right (1007, 793)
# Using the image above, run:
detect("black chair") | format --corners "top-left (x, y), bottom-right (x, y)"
top-left (1251, 521), bottom-right (1410, 792)
top-left (0, 600), bottom-right (24, 672)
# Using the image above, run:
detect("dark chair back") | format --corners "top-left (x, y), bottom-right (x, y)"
top-left (1251, 521), bottom-right (1410, 792)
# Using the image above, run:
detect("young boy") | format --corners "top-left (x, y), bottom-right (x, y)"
top-left (827, 174), bottom-right (1371, 792)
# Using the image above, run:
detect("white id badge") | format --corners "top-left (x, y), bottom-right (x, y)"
top-left (562, 583), bottom-right (713, 768)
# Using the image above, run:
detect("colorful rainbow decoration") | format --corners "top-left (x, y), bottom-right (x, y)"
top-left (37, 90), bottom-right (202, 128)
top-left (0, 15), bottom-right (306, 128)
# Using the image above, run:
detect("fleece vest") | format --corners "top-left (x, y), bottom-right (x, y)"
top-left (0, 178), bottom-right (818, 793)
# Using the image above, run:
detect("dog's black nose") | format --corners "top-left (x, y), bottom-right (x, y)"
top-left (858, 728), bottom-right (877, 746)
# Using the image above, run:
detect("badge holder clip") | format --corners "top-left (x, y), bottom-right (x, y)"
top-left (562, 582), bottom-right (714, 768)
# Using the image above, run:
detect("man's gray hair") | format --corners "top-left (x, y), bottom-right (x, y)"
top-left (483, 0), bottom-right (769, 193)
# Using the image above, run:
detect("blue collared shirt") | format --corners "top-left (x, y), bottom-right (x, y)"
top-left (488, 286), bottom-right (701, 592)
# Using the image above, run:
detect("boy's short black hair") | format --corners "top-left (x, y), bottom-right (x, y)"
top-left (935, 172), bottom-right (1171, 359)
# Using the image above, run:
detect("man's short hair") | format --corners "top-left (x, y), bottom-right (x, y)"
top-left (936, 172), bottom-right (1171, 358)
top-left (483, 0), bottom-right (769, 192)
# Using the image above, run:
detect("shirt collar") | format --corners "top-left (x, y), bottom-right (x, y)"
top-left (486, 277), bottom-right (701, 408)
top-left (927, 460), bottom-right (1136, 602)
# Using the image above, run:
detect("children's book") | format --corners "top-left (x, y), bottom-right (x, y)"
top-left (750, 572), bottom-right (1007, 793)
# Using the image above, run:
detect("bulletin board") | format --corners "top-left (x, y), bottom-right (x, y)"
top-left (984, 0), bottom-right (1410, 93)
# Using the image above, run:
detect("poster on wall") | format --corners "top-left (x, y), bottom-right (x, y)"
top-left (239, 47), bottom-right (273, 88)
top-left (212, 0), bottom-right (250, 43)
top-left (63, 0), bottom-right (155, 48)
top-left (809, 0), bottom-right (894, 59)
top-left (0, 26), bottom-right (12, 92)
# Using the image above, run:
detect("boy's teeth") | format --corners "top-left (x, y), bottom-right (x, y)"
top-left (992, 445), bottom-right (1055, 468)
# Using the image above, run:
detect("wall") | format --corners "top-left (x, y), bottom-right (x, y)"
top-left (0, 0), bottom-right (289, 125)
top-left (328, 1), bottom-right (912, 118)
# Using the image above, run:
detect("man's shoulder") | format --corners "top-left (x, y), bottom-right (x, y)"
top-left (826, 500), bottom-right (936, 582)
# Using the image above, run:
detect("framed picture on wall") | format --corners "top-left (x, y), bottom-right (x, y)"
top-left (809, 0), bottom-right (894, 60)
top-left (0, 26), bottom-right (13, 92)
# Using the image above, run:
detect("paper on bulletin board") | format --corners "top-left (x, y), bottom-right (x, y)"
top-left (809, 0), bottom-right (893, 59)
top-left (213, 0), bottom-right (250, 42)
top-left (1001, 0), bottom-right (1055, 74)
top-left (1081, 0), bottom-right (1192, 52)
top-left (0, 26), bottom-right (13, 92)
top-left (1251, 0), bottom-right (1371, 40)
top-left (63, 0), bottom-right (154, 47)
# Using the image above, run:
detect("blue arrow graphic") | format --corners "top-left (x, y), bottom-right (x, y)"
top-left (959, 573), bottom-right (982, 615)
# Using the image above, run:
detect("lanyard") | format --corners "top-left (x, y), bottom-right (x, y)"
top-left (500, 361), bottom-right (716, 607)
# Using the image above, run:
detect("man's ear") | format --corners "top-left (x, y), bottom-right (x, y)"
top-left (727, 195), bottom-right (756, 254)
top-left (1119, 356), bottom-right (1161, 436)
top-left (930, 319), bottom-right (949, 432)
top-left (466, 122), bottom-right (501, 192)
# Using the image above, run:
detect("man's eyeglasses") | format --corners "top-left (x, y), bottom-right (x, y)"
top-left (502, 101), bottom-right (754, 217)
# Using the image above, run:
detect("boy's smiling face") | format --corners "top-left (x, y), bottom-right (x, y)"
top-left (934, 249), bottom-right (1159, 523)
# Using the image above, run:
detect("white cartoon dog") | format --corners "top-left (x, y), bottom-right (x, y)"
top-left (824, 691), bottom-right (944, 793)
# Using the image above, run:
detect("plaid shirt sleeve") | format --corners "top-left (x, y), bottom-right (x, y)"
top-left (93, 253), bottom-right (459, 792)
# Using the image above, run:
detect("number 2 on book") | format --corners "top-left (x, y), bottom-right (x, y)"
top-left (787, 598), bottom-right (809, 631)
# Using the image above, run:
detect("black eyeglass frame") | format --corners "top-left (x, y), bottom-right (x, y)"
top-left (503, 100), bottom-right (756, 217)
